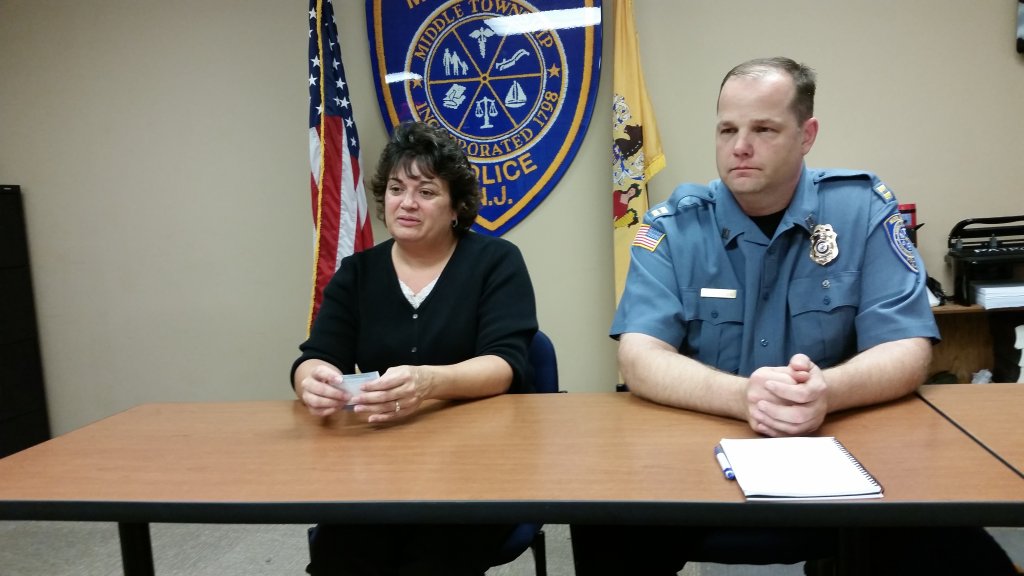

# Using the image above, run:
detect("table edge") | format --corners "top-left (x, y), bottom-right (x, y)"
top-left (2, 499), bottom-right (1022, 527)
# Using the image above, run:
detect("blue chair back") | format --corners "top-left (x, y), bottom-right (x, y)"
top-left (528, 330), bottom-right (558, 394)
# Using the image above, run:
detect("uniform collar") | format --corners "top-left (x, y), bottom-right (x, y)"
top-left (710, 180), bottom-right (756, 244)
top-left (712, 165), bottom-right (818, 244)
top-left (783, 166), bottom-right (820, 235)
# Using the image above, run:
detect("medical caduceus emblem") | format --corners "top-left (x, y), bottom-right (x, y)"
top-left (368, 0), bottom-right (602, 236)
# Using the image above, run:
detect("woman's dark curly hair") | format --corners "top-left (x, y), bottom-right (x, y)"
top-left (369, 121), bottom-right (480, 236)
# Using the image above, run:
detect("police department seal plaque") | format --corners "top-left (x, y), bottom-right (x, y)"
top-left (367, 0), bottom-right (602, 236)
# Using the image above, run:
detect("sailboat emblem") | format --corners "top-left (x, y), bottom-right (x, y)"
top-left (504, 81), bottom-right (527, 108)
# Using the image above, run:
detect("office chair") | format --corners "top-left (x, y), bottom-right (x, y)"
top-left (527, 329), bottom-right (558, 394)
top-left (487, 329), bottom-right (558, 576)
top-left (305, 330), bottom-right (557, 576)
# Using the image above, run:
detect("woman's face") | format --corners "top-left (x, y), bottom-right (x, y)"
top-left (383, 160), bottom-right (457, 248)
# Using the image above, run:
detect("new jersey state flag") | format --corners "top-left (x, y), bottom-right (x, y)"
top-left (611, 0), bottom-right (664, 306)
top-left (308, 0), bottom-right (373, 330)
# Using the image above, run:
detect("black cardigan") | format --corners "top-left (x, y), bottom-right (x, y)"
top-left (292, 233), bottom-right (538, 393)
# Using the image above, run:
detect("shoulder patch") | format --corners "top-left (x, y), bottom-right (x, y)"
top-left (632, 224), bottom-right (665, 252)
top-left (883, 213), bottom-right (918, 272)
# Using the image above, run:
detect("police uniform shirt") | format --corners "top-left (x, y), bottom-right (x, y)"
top-left (611, 167), bottom-right (940, 377)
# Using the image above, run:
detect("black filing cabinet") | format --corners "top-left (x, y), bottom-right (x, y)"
top-left (0, 185), bottom-right (50, 456)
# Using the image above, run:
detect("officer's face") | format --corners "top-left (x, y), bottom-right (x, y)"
top-left (715, 72), bottom-right (818, 214)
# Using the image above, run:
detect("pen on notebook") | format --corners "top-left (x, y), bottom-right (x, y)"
top-left (714, 445), bottom-right (735, 480)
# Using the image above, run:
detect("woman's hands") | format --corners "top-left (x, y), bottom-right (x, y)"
top-left (295, 361), bottom-right (350, 417)
top-left (295, 355), bottom-right (512, 422)
top-left (295, 359), bottom-right (431, 422)
top-left (351, 365), bottom-right (432, 423)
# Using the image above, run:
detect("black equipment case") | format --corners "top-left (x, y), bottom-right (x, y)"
top-left (945, 215), bottom-right (1024, 304)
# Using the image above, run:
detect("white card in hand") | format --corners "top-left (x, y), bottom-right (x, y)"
top-left (333, 371), bottom-right (380, 405)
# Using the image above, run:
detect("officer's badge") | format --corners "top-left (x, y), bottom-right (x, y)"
top-left (883, 213), bottom-right (918, 272)
top-left (366, 0), bottom-right (602, 236)
top-left (809, 224), bottom-right (839, 266)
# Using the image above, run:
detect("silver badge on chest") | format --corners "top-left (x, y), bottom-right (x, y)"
top-left (810, 224), bottom-right (839, 265)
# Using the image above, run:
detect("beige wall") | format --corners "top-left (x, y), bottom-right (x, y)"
top-left (1, 0), bottom-right (1021, 434)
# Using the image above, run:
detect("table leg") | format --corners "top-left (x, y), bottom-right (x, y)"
top-left (118, 522), bottom-right (155, 576)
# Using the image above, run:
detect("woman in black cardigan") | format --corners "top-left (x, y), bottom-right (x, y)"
top-left (292, 121), bottom-right (538, 576)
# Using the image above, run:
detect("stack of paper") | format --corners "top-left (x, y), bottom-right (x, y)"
top-left (973, 282), bottom-right (1024, 310)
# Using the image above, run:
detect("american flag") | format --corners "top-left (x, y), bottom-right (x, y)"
top-left (308, 0), bottom-right (373, 330)
top-left (631, 224), bottom-right (664, 252)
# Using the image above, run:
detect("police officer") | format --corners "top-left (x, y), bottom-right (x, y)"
top-left (571, 57), bottom-right (1016, 575)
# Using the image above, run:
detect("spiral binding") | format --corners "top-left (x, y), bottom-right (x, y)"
top-left (832, 438), bottom-right (881, 488)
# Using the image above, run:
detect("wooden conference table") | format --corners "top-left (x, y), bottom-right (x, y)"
top-left (918, 383), bottom-right (1024, 478)
top-left (0, 392), bottom-right (1022, 575)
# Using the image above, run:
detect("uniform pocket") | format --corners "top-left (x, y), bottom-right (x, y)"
top-left (788, 272), bottom-right (859, 366)
top-left (690, 291), bottom-right (744, 373)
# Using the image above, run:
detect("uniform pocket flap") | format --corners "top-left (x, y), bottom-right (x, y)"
top-left (789, 272), bottom-right (860, 315)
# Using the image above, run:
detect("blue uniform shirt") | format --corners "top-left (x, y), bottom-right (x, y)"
top-left (612, 167), bottom-right (940, 376)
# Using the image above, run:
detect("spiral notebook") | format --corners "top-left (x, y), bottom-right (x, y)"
top-left (718, 437), bottom-right (883, 501)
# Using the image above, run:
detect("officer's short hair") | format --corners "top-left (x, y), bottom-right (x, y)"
top-left (719, 57), bottom-right (816, 125)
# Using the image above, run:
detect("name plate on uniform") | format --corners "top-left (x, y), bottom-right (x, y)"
top-left (700, 288), bottom-right (737, 299)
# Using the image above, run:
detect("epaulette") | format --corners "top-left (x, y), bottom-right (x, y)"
top-left (670, 183), bottom-right (716, 211)
top-left (814, 169), bottom-right (894, 203)
top-left (812, 168), bottom-right (873, 184)
top-left (644, 184), bottom-right (715, 222)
